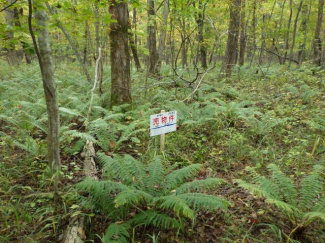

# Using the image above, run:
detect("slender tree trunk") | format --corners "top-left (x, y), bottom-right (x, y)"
top-left (180, 15), bottom-right (188, 67)
top-left (275, 0), bottom-right (286, 64)
top-left (133, 8), bottom-right (138, 47)
top-left (94, 0), bottom-right (103, 94)
top-left (129, 30), bottom-right (141, 71)
top-left (147, 0), bottom-right (159, 74)
top-left (129, 8), bottom-right (141, 71)
top-left (5, 0), bottom-right (18, 65)
top-left (283, 0), bottom-right (293, 64)
top-left (83, 21), bottom-right (89, 65)
top-left (11, 6), bottom-right (32, 64)
top-left (239, 0), bottom-right (246, 66)
top-left (36, 9), bottom-right (60, 177)
top-left (298, 4), bottom-right (308, 64)
top-left (289, 0), bottom-right (303, 67)
top-left (109, 0), bottom-right (131, 106)
top-left (259, 14), bottom-right (266, 65)
top-left (195, 0), bottom-right (207, 69)
top-left (222, 0), bottom-right (241, 77)
top-left (313, 0), bottom-right (324, 65)
top-left (28, 1), bottom-right (60, 198)
top-left (157, 0), bottom-right (169, 71)
top-left (249, 0), bottom-right (257, 66)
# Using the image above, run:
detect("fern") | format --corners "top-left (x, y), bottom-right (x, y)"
top-left (102, 223), bottom-right (130, 243)
top-left (157, 195), bottom-right (195, 219)
top-left (145, 156), bottom-right (165, 195)
top-left (129, 210), bottom-right (181, 229)
top-left (174, 178), bottom-right (225, 194)
top-left (235, 164), bottom-right (325, 236)
top-left (166, 164), bottom-right (202, 189)
top-left (78, 154), bottom-right (229, 241)
top-left (114, 190), bottom-right (154, 207)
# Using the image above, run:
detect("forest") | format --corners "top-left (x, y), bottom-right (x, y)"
top-left (0, 0), bottom-right (325, 242)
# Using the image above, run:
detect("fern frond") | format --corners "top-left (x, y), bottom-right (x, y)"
top-left (63, 130), bottom-right (97, 143)
top-left (303, 211), bottom-right (325, 225)
top-left (130, 210), bottom-right (181, 229)
top-left (97, 153), bottom-right (133, 183)
top-left (265, 198), bottom-right (299, 217)
top-left (114, 190), bottom-right (153, 208)
top-left (59, 107), bottom-right (83, 118)
top-left (123, 155), bottom-right (146, 188)
top-left (179, 193), bottom-right (230, 210)
top-left (157, 195), bottom-right (195, 219)
top-left (77, 178), bottom-right (129, 199)
top-left (235, 179), bottom-right (299, 220)
top-left (145, 156), bottom-right (165, 195)
top-left (267, 164), bottom-right (298, 205)
top-left (175, 178), bottom-right (225, 194)
top-left (299, 165), bottom-right (324, 210)
top-left (102, 223), bottom-right (130, 243)
top-left (311, 195), bottom-right (325, 212)
top-left (245, 167), bottom-right (282, 199)
top-left (166, 164), bottom-right (202, 189)
top-left (235, 179), bottom-right (273, 198)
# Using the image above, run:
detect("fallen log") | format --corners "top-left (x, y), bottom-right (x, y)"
top-left (62, 140), bottom-right (98, 243)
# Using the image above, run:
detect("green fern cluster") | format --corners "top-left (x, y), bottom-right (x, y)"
top-left (235, 164), bottom-right (325, 235)
top-left (78, 154), bottom-right (230, 242)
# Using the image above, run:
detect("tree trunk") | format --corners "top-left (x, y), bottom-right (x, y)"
top-left (5, 0), bottom-right (18, 65)
top-left (313, 0), bottom-right (324, 65)
top-left (129, 32), bottom-right (142, 71)
top-left (36, 9), bottom-right (61, 181)
top-left (195, 0), bottom-right (207, 69)
top-left (157, 0), bottom-right (169, 71)
top-left (94, 0), bottom-right (104, 94)
top-left (239, 0), bottom-right (246, 66)
top-left (129, 9), bottom-right (141, 71)
top-left (248, 0), bottom-right (257, 66)
top-left (283, 0), bottom-right (293, 64)
top-left (275, 0), bottom-right (286, 64)
top-left (83, 21), bottom-right (88, 65)
top-left (27, 1), bottom-right (61, 198)
top-left (259, 14), bottom-right (266, 65)
top-left (222, 0), bottom-right (241, 77)
top-left (288, 0), bottom-right (303, 67)
top-left (298, 3), bottom-right (308, 64)
top-left (11, 5), bottom-right (33, 64)
top-left (147, 0), bottom-right (159, 74)
top-left (109, 0), bottom-right (132, 106)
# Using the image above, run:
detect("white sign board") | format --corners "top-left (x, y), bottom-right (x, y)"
top-left (150, 110), bottom-right (177, 137)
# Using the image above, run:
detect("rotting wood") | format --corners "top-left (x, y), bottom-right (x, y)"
top-left (62, 140), bottom-right (98, 243)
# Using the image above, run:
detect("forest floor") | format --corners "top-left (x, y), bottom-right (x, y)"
top-left (1, 62), bottom-right (325, 242)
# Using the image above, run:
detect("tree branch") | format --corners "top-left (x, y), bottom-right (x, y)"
top-left (0, 0), bottom-right (18, 13)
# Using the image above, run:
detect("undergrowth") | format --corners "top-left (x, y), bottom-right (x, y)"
top-left (0, 61), bottom-right (324, 242)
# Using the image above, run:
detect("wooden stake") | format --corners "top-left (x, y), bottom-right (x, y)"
top-left (160, 109), bottom-right (165, 153)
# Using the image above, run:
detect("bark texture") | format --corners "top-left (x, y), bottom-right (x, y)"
top-left (5, 0), bottom-right (18, 65)
top-left (35, 9), bottom-right (61, 186)
top-left (195, 0), bottom-right (207, 69)
top-left (157, 0), bottom-right (169, 71)
top-left (109, 0), bottom-right (132, 106)
top-left (313, 0), bottom-right (324, 65)
top-left (289, 0), bottom-right (303, 67)
top-left (147, 0), bottom-right (159, 74)
top-left (239, 0), bottom-right (246, 66)
top-left (222, 0), bottom-right (241, 76)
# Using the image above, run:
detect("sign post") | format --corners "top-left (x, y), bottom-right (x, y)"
top-left (160, 110), bottom-right (165, 152)
top-left (150, 110), bottom-right (177, 153)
